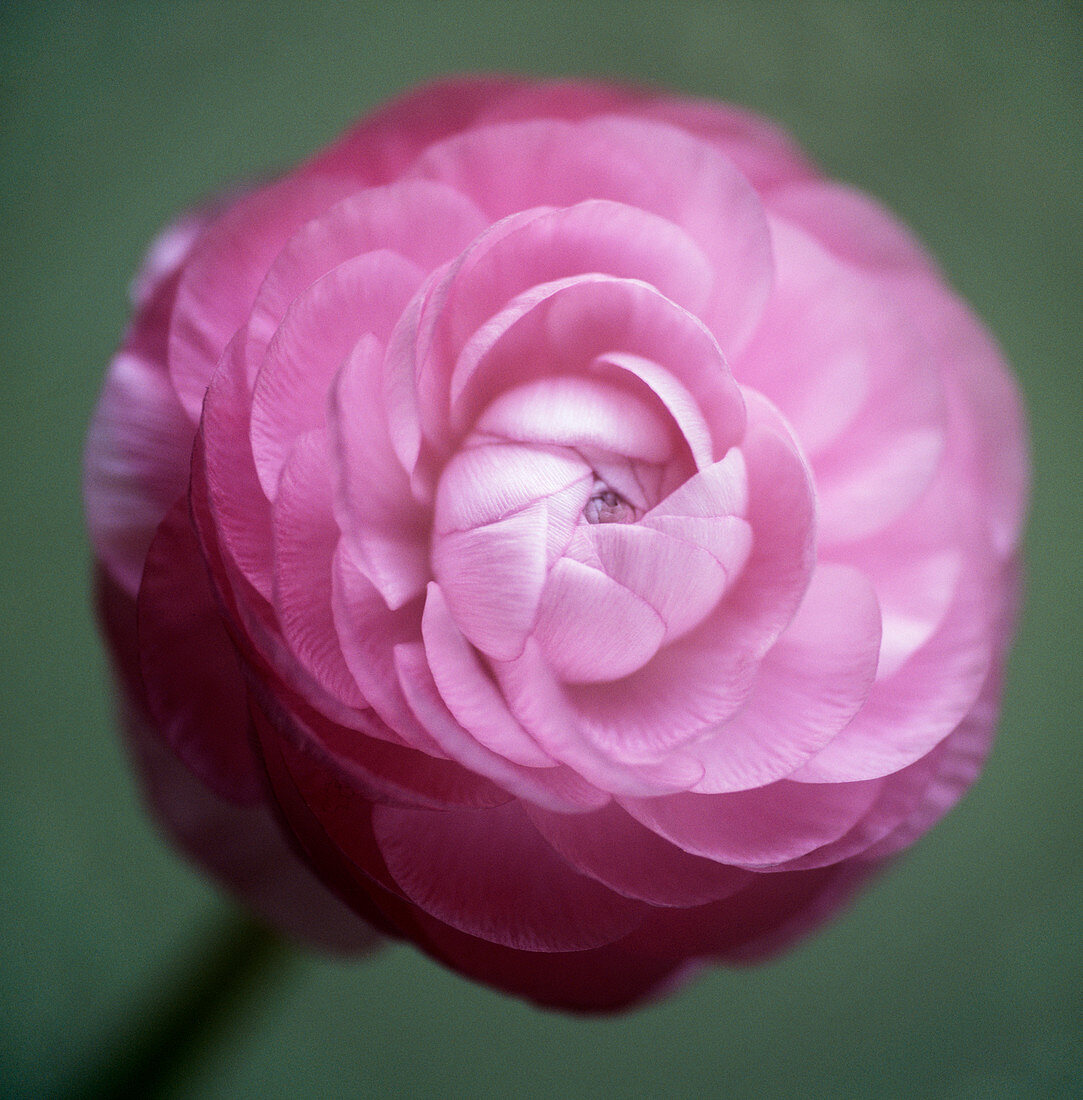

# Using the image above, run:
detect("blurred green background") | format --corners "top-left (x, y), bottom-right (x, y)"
top-left (2, 2), bottom-right (1079, 1096)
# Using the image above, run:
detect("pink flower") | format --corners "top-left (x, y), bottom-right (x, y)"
top-left (85, 76), bottom-right (1028, 1011)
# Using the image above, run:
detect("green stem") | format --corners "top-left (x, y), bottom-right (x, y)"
top-left (72, 910), bottom-right (290, 1099)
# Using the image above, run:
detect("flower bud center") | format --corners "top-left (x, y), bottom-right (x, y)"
top-left (583, 481), bottom-right (637, 525)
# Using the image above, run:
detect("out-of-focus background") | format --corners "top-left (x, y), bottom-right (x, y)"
top-left (2, 2), bottom-right (1079, 1096)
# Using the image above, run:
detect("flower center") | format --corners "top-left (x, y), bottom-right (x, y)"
top-left (583, 481), bottom-right (637, 525)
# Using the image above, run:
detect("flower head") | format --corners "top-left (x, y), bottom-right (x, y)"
top-left (85, 76), bottom-right (1028, 1011)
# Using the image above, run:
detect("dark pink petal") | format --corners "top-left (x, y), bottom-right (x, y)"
top-left (137, 495), bottom-right (263, 804)
top-left (684, 563), bottom-right (881, 793)
top-left (250, 249), bottom-right (424, 499)
top-left (622, 773), bottom-right (883, 870)
top-left (169, 172), bottom-right (361, 419)
top-left (330, 336), bottom-right (431, 611)
top-left (620, 860), bottom-right (873, 964)
top-left (254, 667), bottom-right (510, 814)
top-left (199, 333), bottom-right (276, 601)
top-left (372, 800), bottom-right (646, 951)
top-left (243, 179), bottom-right (487, 369)
top-left (527, 800), bottom-right (754, 907)
top-left (393, 641), bottom-right (608, 813)
top-left (272, 430), bottom-right (366, 710)
top-left (125, 700), bottom-right (378, 953)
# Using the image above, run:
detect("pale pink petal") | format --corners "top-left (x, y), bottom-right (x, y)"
top-left (860, 655), bottom-right (1004, 861)
top-left (250, 249), bottom-right (424, 499)
top-left (642, 446), bottom-right (749, 521)
top-left (305, 75), bottom-right (535, 182)
top-left (768, 181), bottom-right (939, 278)
top-left (430, 200), bottom-right (715, 365)
top-left (475, 374), bottom-right (677, 464)
top-left (638, 95), bottom-right (817, 192)
top-left (791, 554), bottom-right (996, 783)
top-left (527, 800), bottom-right (754, 908)
top-left (431, 505), bottom-right (549, 663)
top-left (393, 642), bottom-right (609, 813)
top-left (372, 800), bottom-right (645, 951)
top-left (591, 352), bottom-right (715, 470)
top-left (408, 116), bottom-right (773, 356)
top-left (738, 219), bottom-right (946, 544)
top-left (534, 557), bottom-right (667, 682)
top-left (905, 278), bottom-right (1030, 560)
top-left (623, 775), bottom-right (884, 869)
top-left (449, 275), bottom-right (746, 457)
top-left (565, 395), bottom-right (815, 753)
top-left (421, 584), bottom-right (555, 768)
top-left (683, 564), bottom-right (881, 793)
top-left (329, 336), bottom-right (431, 611)
top-left (584, 522), bottom-right (743, 643)
top-left (330, 543), bottom-right (444, 756)
top-left (84, 350), bottom-right (193, 596)
top-left (495, 639), bottom-right (706, 798)
top-left (432, 442), bottom-right (591, 535)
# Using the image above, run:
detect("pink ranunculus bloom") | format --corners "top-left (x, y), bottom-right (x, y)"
top-left (85, 76), bottom-right (1028, 1011)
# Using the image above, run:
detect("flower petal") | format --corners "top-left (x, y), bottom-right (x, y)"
top-left (372, 800), bottom-right (645, 951)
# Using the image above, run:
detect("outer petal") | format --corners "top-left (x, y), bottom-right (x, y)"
top-left (792, 552), bottom-right (996, 783)
top-left (622, 774), bottom-right (883, 871)
top-left (84, 347), bottom-right (193, 596)
top-left (526, 800), bottom-right (754, 908)
top-left (84, 222), bottom-right (207, 595)
top-left (737, 219), bottom-right (946, 545)
top-left (684, 562), bottom-right (882, 794)
top-left (371, 800), bottom-right (647, 951)
top-left (169, 172), bottom-right (362, 419)
top-left (136, 495), bottom-right (263, 804)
